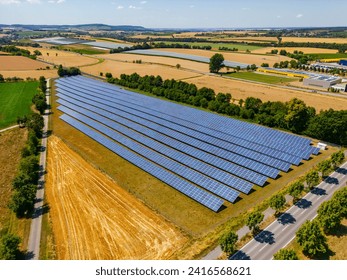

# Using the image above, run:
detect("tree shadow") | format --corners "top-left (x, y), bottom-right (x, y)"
top-left (254, 230), bottom-right (275, 244)
top-left (24, 250), bottom-right (35, 260)
top-left (295, 198), bottom-right (312, 209)
top-left (324, 176), bottom-right (339, 185)
top-left (32, 203), bottom-right (50, 219)
top-left (328, 224), bottom-right (347, 238)
top-left (336, 168), bottom-right (347, 175)
top-left (277, 213), bottom-right (296, 225)
top-left (311, 187), bottom-right (327, 196)
top-left (229, 250), bottom-right (251, 260)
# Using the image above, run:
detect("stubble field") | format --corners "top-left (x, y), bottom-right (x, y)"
top-left (0, 56), bottom-right (48, 71)
top-left (45, 135), bottom-right (188, 260)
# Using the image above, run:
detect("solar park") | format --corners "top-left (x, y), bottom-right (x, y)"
top-left (55, 75), bottom-right (320, 212)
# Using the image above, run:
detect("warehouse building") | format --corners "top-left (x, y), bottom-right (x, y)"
top-left (340, 60), bottom-right (347, 66)
top-left (303, 75), bottom-right (342, 88)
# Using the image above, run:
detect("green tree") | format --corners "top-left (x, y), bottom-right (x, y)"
top-left (333, 187), bottom-right (347, 218)
top-left (209, 53), bottom-right (225, 73)
top-left (0, 73), bottom-right (4, 82)
top-left (57, 64), bottom-right (65, 77)
top-left (246, 211), bottom-right (264, 234)
top-left (288, 182), bottom-right (304, 203)
top-left (38, 76), bottom-right (47, 93)
top-left (296, 220), bottom-right (328, 258)
top-left (317, 160), bottom-right (332, 178)
top-left (269, 194), bottom-right (286, 215)
top-left (331, 151), bottom-right (345, 169)
top-left (317, 199), bottom-right (343, 234)
top-left (273, 249), bottom-right (299, 260)
top-left (0, 233), bottom-right (21, 260)
top-left (220, 231), bottom-right (238, 255)
top-left (305, 170), bottom-right (320, 190)
top-left (8, 184), bottom-right (37, 217)
top-left (26, 113), bottom-right (44, 137)
top-left (105, 72), bottom-right (113, 79)
top-left (284, 98), bottom-right (313, 133)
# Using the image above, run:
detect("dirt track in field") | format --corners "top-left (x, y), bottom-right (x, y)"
top-left (46, 136), bottom-right (187, 260)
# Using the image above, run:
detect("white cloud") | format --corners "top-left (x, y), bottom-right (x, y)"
top-left (26, 0), bottom-right (41, 3)
top-left (276, 15), bottom-right (281, 18)
top-left (48, 0), bottom-right (65, 3)
top-left (242, 7), bottom-right (250, 10)
top-left (129, 5), bottom-right (141, 9)
top-left (0, 0), bottom-right (21, 4)
top-left (296, 14), bottom-right (303, 18)
top-left (189, 4), bottom-right (194, 8)
top-left (140, 0), bottom-right (147, 4)
top-left (117, 5), bottom-right (123, 9)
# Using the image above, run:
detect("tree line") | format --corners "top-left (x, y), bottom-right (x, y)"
top-left (107, 72), bottom-right (347, 145)
top-left (57, 65), bottom-right (81, 77)
top-left (0, 45), bottom-right (38, 60)
top-left (1, 78), bottom-right (47, 259)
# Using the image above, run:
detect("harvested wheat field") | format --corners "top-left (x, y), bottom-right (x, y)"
top-left (19, 47), bottom-right (99, 67)
top-left (82, 59), bottom-right (200, 80)
top-left (46, 136), bottom-right (187, 260)
top-left (0, 69), bottom-right (58, 79)
top-left (253, 47), bottom-right (339, 54)
top-left (97, 53), bottom-right (209, 72)
top-left (185, 75), bottom-right (347, 111)
top-left (0, 56), bottom-right (48, 71)
top-left (155, 48), bottom-right (288, 66)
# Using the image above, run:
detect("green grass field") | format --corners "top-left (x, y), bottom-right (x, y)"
top-left (309, 53), bottom-right (347, 59)
top-left (0, 81), bottom-right (38, 129)
top-left (225, 71), bottom-right (297, 84)
top-left (160, 41), bottom-right (263, 51)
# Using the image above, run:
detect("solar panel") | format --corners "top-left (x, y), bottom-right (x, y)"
top-left (59, 114), bottom-right (224, 212)
top-left (59, 78), bottom-right (294, 170)
top-left (59, 77), bottom-right (314, 162)
top-left (56, 91), bottom-right (269, 186)
top-left (59, 107), bottom-right (240, 203)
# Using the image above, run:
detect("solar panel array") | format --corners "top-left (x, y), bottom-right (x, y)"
top-left (55, 76), bottom-right (320, 212)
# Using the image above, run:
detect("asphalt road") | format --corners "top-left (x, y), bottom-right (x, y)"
top-left (27, 79), bottom-right (50, 260)
top-left (231, 160), bottom-right (347, 260)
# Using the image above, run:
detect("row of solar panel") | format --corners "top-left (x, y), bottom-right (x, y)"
top-left (58, 79), bottom-right (295, 170)
top-left (59, 108), bottom-right (240, 204)
top-left (69, 75), bottom-right (313, 150)
top-left (58, 104), bottom-right (253, 194)
top-left (56, 84), bottom-right (282, 178)
top-left (64, 76), bottom-right (319, 158)
top-left (59, 77), bottom-right (313, 159)
top-left (56, 93), bottom-right (267, 186)
top-left (59, 114), bottom-right (224, 212)
top-left (56, 90), bottom-right (271, 185)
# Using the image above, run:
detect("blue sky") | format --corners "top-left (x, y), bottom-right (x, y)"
top-left (0, 0), bottom-right (346, 28)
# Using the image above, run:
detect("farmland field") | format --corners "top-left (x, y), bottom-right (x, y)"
top-left (0, 69), bottom-right (57, 79)
top-left (226, 71), bottom-right (297, 84)
top-left (159, 41), bottom-right (263, 51)
top-left (151, 48), bottom-right (288, 66)
top-left (184, 75), bottom-right (347, 111)
top-left (81, 59), bottom-right (201, 80)
top-left (307, 53), bottom-right (347, 59)
top-left (19, 47), bottom-right (99, 67)
top-left (0, 81), bottom-right (38, 129)
top-left (253, 47), bottom-right (339, 54)
top-left (0, 56), bottom-right (48, 71)
top-left (46, 135), bottom-right (188, 259)
top-left (98, 53), bottom-right (209, 72)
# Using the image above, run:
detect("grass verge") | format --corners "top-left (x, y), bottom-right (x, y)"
top-left (225, 71), bottom-right (298, 84)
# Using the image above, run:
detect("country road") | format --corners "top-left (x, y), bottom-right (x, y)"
top-left (26, 79), bottom-right (51, 260)
top-left (230, 161), bottom-right (347, 260)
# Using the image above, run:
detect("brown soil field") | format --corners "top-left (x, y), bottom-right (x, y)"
top-left (0, 56), bottom-right (48, 71)
top-left (45, 135), bottom-right (187, 260)
top-left (19, 47), bottom-right (99, 67)
top-left (82, 59), bottom-right (201, 80)
top-left (185, 75), bottom-right (347, 111)
top-left (97, 53), bottom-right (209, 72)
top-left (0, 51), bottom-right (9, 55)
top-left (0, 69), bottom-right (58, 79)
top-left (154, 48), bottom-right (288, 66)
top-left (253, 47), bottom-right (338, 54)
